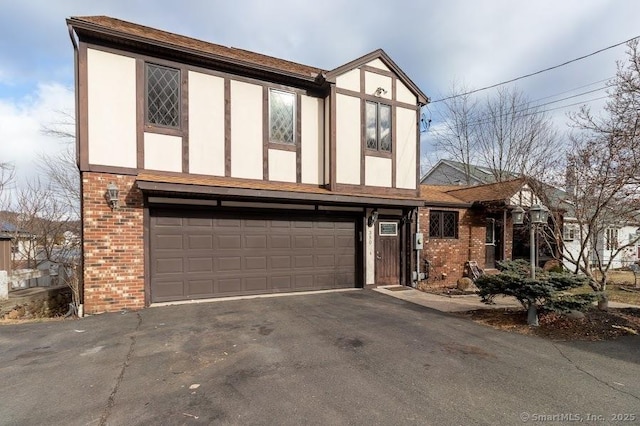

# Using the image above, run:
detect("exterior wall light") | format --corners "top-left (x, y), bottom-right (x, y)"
top-left (106, 182), bottom-right (120, 210)
top-left (374, 87), bottom-right (387, 97)
top-left (368, 210), bottom-right (379, 227)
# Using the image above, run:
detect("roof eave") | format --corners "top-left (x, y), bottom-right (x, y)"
top-left (67, 17), bottom-right (325, 88)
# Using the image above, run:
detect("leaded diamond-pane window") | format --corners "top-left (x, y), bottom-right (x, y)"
top-left (429, 210), bottom-right (458, 239)
top-left (269, 90), bottom-right (295, 144)
top-left (146, 64), bottom-right (180, 128)
top-left (379, 104), bottom-right (391, 152)
top-left (365, 101), bottom-right (392, 152)
top-left (366, 101), bottom-right (378, 149)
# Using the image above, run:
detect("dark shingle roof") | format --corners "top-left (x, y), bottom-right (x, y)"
top-left (68, 16), bottom-right (325, 81)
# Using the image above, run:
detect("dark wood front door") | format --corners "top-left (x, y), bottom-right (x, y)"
top-left (376, 220), bottom-right (400, 285)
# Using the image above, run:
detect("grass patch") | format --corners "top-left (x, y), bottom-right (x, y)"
top-left (570, 270), bottom-right (640, 306)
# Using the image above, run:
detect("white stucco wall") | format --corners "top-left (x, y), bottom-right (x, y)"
top-left (230, 80), bottom-right (262, 180)
top-left (395, 107), bottom-right (417, 189)
top-left (335, 94), bottom-right (361, 185)
top-left (301, 95), bottom-right (323, 184)
top-left (365, 59), bottom-right (391, 72)
top-left (188, 71), bottom-right (225, 176)
top-left (324, 96), bottom-right (330, 185)
top-left (365, 156), bottom-right (392, 187)
top-left (268, 149), bottom-right (296, 183)
top-left (364, 72), bottom-right (392, 100)
top-left (144, 133), bottom-right (182, 172)
top-left (335, 69), bottom-right (360, 92)
top-left (396, 80), bottom-right (417, 105)
top-left (87, 48), bottom-right (137, 168)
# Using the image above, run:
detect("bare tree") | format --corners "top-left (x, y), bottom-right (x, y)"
top-left (433, 83), bottom-right (479, 184)
top-left (475, 87), bottom-right (559, 182)
top-left (539, 40), bottom-right (640, 298)
top-left (433, 85), bottom-right (560, 183)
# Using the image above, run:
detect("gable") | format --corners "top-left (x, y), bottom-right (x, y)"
top-left (327, 49), bottom-right (428, 105)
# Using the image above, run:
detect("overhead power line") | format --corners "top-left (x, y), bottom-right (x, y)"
top-left (431, 35), bottom-right (639, 103)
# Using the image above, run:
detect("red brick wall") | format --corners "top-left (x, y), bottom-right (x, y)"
top-left (82, 172), bottom-right (144, 314)
top-left (418, 207), bottom-right (487, 288)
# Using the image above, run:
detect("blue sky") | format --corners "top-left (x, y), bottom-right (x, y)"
top-left (1, 0), bottom-right (640, 188)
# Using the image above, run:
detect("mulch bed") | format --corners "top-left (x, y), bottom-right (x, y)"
top-left (459, 307), bottom-right (640, 341)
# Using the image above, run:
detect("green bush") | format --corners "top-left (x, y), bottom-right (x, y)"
top-left (476, 259), bottom-right (593, 313)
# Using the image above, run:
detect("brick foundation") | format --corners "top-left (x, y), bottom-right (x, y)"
top-left (82, 172), bottom-right (144, 314)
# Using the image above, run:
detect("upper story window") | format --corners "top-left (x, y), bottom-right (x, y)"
top-left (269, 89), bottom-right (295, 144)
top-left (563, 224), bottom-right (576, 241)
top-left (366, 101), bottom-right (392, 152)
top-left (146, 63), bottom-right (180, 128)
top-left (429, 210), bottom-right (458, 239)
top-left (605, 228), bottom-right (619, 251)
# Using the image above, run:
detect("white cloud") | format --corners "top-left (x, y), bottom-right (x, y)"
top-left (0, 82), bottom-right (74, 191)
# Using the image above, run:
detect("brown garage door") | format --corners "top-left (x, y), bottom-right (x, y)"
top-left (149, 209), bottom-right (357, 303)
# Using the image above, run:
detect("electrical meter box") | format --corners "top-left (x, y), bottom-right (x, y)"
top-left (414, 233), bottom-right (424, 250)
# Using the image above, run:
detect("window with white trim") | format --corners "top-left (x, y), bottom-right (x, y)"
top-left (605, 228), bottom-right (619, 251)
top-left (365, 101), bottom-right (392, 152)
top-left (563, 224), bottom-right (576, 241)
top-left (269, 89), bottom-right (295, 145)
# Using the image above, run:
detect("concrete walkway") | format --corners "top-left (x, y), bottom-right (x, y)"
top-left (373, 286), bottom-right (639, 312)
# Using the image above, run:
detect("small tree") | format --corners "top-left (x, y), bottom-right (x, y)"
top-left (476, 260), bottom-right (595, 325)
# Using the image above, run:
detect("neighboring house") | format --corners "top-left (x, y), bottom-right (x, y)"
top-left (418, 178), bottom-right (550, 287)
top-left (421, 159), bottom-right (518, 186)
top-left (67, 16), bottom-right (429, 314)
top-left (0, 221), bottom-right (37, 267)
top-left (561, 214), bottom-right (640, 271)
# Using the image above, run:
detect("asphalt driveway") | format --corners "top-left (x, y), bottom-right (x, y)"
top-left (1, 290), bottom-right (639, 425)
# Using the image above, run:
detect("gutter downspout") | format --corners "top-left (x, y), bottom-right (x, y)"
top-left (415, 209), bottom-right (420, 287)
top-left (68, 24), bottom-right (84, 318)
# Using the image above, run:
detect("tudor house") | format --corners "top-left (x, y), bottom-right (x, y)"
top-left (67, 16), bottom-right (428, 314)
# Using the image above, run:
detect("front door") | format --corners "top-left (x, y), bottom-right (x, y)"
top-left (376, 220), bottom-right (400, 285)
top-left (485, 219), bottom-right (496, 269)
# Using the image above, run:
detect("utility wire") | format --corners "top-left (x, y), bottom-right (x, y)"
top-left (531, 77), bottom-right (611, 103)
top-left (430, 95), bottom-right (609, 134)
top-left (431, 36), bottom-right (639, 103)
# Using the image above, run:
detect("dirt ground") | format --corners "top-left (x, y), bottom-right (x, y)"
top-left (460, 307), bottom-right (640, 341)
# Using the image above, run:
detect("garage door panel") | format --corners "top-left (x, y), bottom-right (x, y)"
top-left (150, 211), bottom-right (357, 302)
top-left (245, 256), bottom-right (267, 270)
top-left (316, 254), bottom-right (336, 267)
top-left (155, 217), bottom-right (183, 226)
top-left (218, 278), bottom-right (242, 293)
top-left (245, 235), bottom-right (267, 248)
top-left (218, 256), bottom-right (242, 271)
top-left (271, 255), bottom-right (291, 269)
top-left (217, 235), bottom-right (241, 249)
top-left (188, 280), bottom-right (214, 295)
top-left (154, 280), bottom-right (184, 298)
top-left (188, 258), bottom-right (213, 273)
top-left (294, 255), bottom-right (314, 268)
top-left (294, 235), bottom-right (313, 248)
top-left (316, 235), bottom-right (335, 248)
top-left (156, 258), bottom-right (183, 274)
top-left (187, 217), bottom-right (213, 227)
top-left (270, 235), bottom-right (291, 248)
top-left (155, 235), bottom-right (183, 250)
top-left (272, 275), bottom-right (292, 289)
